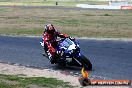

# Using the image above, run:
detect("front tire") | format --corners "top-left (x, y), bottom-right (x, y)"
top-left (78, 55), bottom-right (92, 70)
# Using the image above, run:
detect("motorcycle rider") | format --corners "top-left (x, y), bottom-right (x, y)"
top-left (41, 24), bottom-right (74, 64)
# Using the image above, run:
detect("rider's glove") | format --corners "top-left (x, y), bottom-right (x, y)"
top-left (69, 37), bottom-right (75, 40)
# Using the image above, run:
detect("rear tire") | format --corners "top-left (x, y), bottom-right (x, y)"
top-left (78, 55), bottom-right (92, 70)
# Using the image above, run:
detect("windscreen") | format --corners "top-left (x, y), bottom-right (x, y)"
top-left (60, 38), bottom-right (73, 49)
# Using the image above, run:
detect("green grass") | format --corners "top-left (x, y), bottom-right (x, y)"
top-left (0, 7), bottom-right (132, 38)
top-left (0, 74), bottom-right (73, 88)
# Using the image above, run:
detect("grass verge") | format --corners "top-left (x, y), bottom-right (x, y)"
top-left (0, 7), bottom-right (132, 38)
top-left (0, 74), bottom-right (73, 88)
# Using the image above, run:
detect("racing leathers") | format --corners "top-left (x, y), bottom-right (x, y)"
top-left (42, 30), bottom-right (69, 64)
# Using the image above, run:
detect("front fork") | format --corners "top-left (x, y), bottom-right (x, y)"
top-left (73, 57), bottom-right (82, 66)
top-left (73, 53), bottom-right (82, 66)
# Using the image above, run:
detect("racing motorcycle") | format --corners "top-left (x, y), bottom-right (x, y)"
top-left (40, 38), bottom-right (92, 70)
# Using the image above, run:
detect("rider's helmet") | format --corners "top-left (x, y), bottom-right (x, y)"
top-left (45, 24), bottom-right (55, 34)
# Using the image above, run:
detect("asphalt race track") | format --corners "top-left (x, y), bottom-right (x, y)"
top-left (0, 35), bottom-right (132, 81)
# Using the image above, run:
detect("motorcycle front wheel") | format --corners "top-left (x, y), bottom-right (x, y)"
top-left (78, 55), bottom-right (92, 70)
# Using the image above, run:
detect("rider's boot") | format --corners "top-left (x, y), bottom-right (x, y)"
top-left (46, 50), bottom-right (56, 64)
top-left (50, 58), bottom-right (55, 64)
top-left (49, 55), bottom-right (56, 64)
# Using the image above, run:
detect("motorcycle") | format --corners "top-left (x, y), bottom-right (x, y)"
top-left (40, 38), bottom-right (92, 70)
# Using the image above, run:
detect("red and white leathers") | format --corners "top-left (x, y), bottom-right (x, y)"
top-left (42, 29), bottom-right (69, 61)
